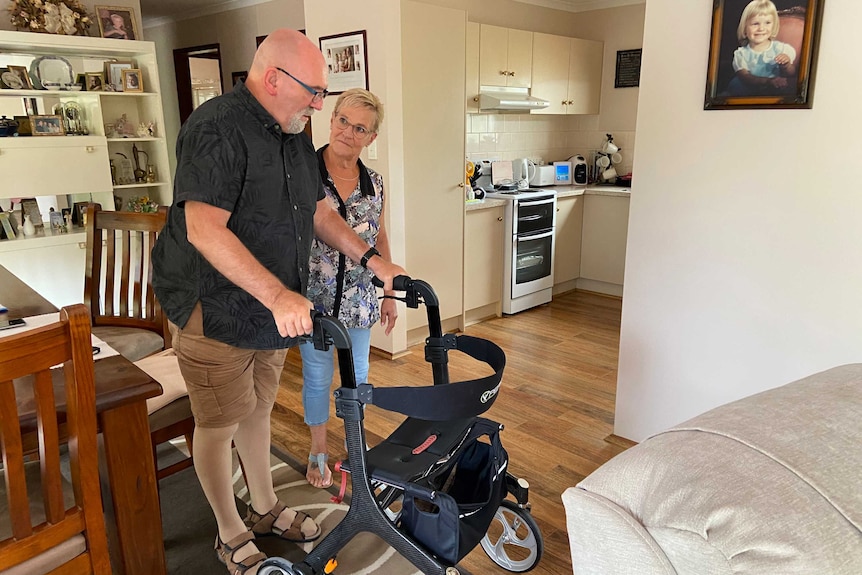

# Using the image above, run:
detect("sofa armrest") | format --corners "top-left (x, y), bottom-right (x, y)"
top-left (562, 487), bottom-right (675, 575)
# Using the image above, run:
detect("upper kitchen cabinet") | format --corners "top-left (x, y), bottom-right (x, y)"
top-left (479, 24), bottom-right (532, 88)
top-left (532, 32), bottom-right (603, 115)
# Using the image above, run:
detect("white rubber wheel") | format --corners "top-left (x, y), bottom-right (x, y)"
top-left (480, 500), bottom-right (543, 572)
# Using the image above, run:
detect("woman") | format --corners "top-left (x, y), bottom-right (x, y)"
top-left (301, 88), bottom-right (397, 488)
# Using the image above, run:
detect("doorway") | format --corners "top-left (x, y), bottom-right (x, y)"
top-left (173, 44), bottom-right (224, 125)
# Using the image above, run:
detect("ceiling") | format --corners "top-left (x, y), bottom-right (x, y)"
top-left (140, 0), bottom-right (644, 28)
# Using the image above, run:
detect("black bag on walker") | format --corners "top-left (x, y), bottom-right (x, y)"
top-left (399, 418), bottom-right (508, 564)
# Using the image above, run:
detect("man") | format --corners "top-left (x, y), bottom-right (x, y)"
top-left (152, 29), bottom-right (404, 574)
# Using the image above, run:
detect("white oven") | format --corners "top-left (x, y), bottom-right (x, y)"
top-left (485, 189), bottom-right (557, 314)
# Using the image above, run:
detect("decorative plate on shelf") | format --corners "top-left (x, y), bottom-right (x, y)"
top-left (29, 55), bottom-right (75, 90)
top-left (1, 69), bottom-right (25, 89)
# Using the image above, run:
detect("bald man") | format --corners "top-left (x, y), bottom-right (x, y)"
top-left (152, 29), bottom-right (405, 574)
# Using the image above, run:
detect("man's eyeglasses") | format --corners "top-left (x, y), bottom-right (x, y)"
top-left (275, 67), bottom-right (328, 103)
top-left (333, 115), bottom-right (372, 138)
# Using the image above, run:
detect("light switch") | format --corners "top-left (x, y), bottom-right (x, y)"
top-left (367, 140), bottom-right (378, 160)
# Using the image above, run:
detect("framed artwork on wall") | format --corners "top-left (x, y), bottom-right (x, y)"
top-left (96, 6), bottom-right (139, 40)
top-left (704, 0), bottom-right (824, 110)
top-left (319, 30), bottom-right (368, 95)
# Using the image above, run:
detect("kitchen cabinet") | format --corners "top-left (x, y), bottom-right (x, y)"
top-left (531, 32), bottom-right (603, 115)
top-left (464, 206), bottom-right (505, 321)
top-left (553, 195), bottom-right (583, 292)
top-left (579, 195), bottom-right (629, 292)
top-left (402, 2), bottom-right (466, 342)
top-left (466, 22), bottom-right (480, 113)
top-left (479, 24), bottom-right (532, 88)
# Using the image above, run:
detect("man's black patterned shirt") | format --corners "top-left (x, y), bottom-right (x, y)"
top-left (152, 82), bottom-right (323, 349)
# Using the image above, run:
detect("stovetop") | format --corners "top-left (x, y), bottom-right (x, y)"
top-left (484, 188), bottom-right (557, 201)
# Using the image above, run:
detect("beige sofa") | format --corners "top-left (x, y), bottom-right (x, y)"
top-left (562, 364), bottom-right (862, 574)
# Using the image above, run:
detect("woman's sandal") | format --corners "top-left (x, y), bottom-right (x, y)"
top-left (244, 500), bottom-right (322, 543)
top-left (307, 453), bottom-right (333, 489)
top-left (215, 531), bottom-right (266, 575)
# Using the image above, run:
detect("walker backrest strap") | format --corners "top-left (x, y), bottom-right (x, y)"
top-left (370, 335), bottom-right (505, 420)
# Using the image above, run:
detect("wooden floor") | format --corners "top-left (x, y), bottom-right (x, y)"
top-left (271, 289), bottom-right (630, 575)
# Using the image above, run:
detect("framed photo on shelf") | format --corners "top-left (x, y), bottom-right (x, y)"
top-left (122, 68), bottom-right (143, 92)
top-left (96, 6), bottom-right (139, 40)
top-left (85, 72), bottom-right (104, 91)
top-left (0, 213), bottom-right (16, 240)
top-left (1, 65), bottom-right (33, 90)
top-left (72, 202), bottom-right (89, 227)
top-left (105, 60), bottom-right (134, 92)
top-left (20, 198), bottom-right (42, 229)
top-left (30, 114), bottom-right (66, 136)
top-left (704, 0), bottom-right (824, 110)
top-left (319, 30), bottom-right (368, 94)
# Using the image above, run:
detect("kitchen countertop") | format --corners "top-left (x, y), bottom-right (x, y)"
top-left (465, 185), bottom-right (630, 211)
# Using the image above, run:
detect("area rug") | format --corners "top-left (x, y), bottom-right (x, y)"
top-left (159, 445), bottom-right (428, 575)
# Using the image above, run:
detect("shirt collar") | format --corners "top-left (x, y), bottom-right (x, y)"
top-left (234, 80), bottom-right (284, 135)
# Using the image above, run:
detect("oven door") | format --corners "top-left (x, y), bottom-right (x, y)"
top-left (514, 197), bottom-right (555, 235)
top-left (511, 229), bottom-right (554, 298)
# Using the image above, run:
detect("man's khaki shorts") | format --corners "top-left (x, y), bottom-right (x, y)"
top-left (168, 303), bottom-right (287, 428)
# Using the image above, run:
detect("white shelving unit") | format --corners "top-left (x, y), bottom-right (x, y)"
top-left (0, 31), bottom-right (172, 306)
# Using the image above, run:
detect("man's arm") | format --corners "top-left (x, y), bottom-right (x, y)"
top-left (185, 200), bottom-right (313, 337)
top-left (312, 200), bottom-right (406, 289)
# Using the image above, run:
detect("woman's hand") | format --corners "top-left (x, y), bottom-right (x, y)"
top-left (380, 297), bottom-right (398, 335)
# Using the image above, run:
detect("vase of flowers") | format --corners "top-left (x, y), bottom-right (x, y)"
top-left (127, 196), bottom-right (159, 213)
top-left (8, 0), bottom-right (91, 36)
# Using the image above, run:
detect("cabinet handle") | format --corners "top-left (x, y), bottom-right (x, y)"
top-left (509, 71), bottom-right (515, 77)
top-left (499, 70), bottom-right (507, 76)
top-left (85, 146), bottom-right (95, 152)
top-left (561, 101), bottom-right (568, 106)
top-left (567, 100), bottom-right (574, 105)
top-left (458, 182), bottom-right (466, 188)
top-left (497, 216), bottom-right (503, 221)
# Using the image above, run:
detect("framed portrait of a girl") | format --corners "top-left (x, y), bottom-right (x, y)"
top-left (704, 0), bottom-right (824, 110)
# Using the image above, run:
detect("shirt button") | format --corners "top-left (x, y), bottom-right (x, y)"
top-left (287, 174), bottom-right (291, 179)
top-left (298, 235), bottom-right (302, 241)
top-left (293, 205), bottom-right (298, 210)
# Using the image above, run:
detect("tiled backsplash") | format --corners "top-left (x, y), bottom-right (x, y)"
top-left (466, 113), bottom-right (635, 178)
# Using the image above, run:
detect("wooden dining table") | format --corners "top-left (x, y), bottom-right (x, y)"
top-left (1, 264), bottom-right (167, 575)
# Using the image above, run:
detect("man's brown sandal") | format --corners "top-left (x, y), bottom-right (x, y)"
top-left (215, 531), bottom-right (266, 575)
top-left (244, 500), bottom-right (322, 543)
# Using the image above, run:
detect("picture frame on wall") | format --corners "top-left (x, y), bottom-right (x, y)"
top-left (704, 0), bottom-right (824, 110)
top-left (122, 68), bottom-right (144, 92)
top-left (104, 60), bottom-right (134, 91)
top-left (319, 30), bottom-right (369, 95)
top-left (231, 71), bottom-right (248, 87)
top-left (96, 6), bottom-right (139, 40)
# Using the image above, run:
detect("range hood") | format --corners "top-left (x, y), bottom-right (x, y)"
top-left (478, 86), bottom-right (549, 112)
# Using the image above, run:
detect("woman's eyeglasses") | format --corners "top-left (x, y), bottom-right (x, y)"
top-left (333, 115), bottom-right (372, 138)
top-left (275, 67), bottom-right (328, 103)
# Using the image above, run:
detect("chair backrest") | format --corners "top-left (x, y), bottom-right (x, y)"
top-left (83, 202), bottom-right (169, 345)
top-left (0, 304), bottom-right (111, 575)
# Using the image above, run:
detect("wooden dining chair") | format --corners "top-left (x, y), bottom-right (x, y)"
top-left (83, 202), bottom-right (169, 363)
top-left (0, 304), bottom-right (112, 575)
top-left (83, 202), bottom-right (195, 485)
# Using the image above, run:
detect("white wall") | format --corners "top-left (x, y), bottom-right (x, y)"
top-left (616, 0), bottom-right (861, 441)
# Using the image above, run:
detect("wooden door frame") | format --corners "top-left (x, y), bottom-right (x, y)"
top-left (173, 43), bottom-right (223, 125)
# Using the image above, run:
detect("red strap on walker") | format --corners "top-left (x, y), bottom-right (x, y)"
top-left (412, 434), bottom-right (438, 455)
top-left (331, 460), bottom-right (348, 504)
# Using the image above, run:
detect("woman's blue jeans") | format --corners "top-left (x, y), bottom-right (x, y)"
top-left (299, 327), bottom-right (371, 427)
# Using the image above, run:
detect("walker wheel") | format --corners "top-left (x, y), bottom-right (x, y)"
top-left (258, 556), bottom-right (299, 575)
top-left (480, 500), bottom-right (543, 572)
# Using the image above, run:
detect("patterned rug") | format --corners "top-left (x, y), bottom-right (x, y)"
top-left (160, 444), bottom-right (428, 575)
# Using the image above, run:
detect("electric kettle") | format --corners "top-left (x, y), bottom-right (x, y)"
top-left (513, 158), bottom-right (536, 189)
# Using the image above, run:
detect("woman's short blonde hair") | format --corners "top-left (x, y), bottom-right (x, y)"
top-left (333, 88), bottom-right (384, 133)
top-left (737, 0), bottom-right (780, 45)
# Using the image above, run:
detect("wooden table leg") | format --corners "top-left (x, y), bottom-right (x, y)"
top-left (100, 401), bottom-right (166, 575)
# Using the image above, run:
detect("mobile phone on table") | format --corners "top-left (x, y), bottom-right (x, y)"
top-left (0, 317), bottom-right (26, 331)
